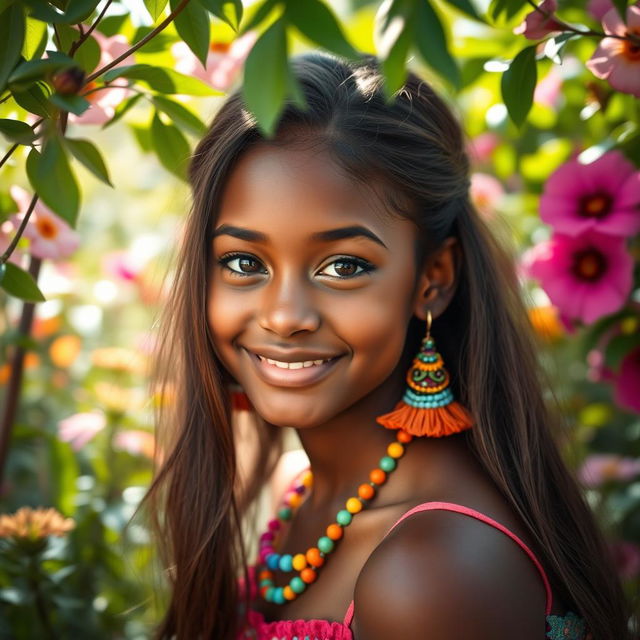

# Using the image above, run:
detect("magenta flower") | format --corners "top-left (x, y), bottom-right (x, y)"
top-left (9, 186), bottom-right (80, 261)
top-left (609, 540), bottom-right (640, 580)
top-left (586, 4), bottom-right (640, 98)
top-left (513, 0), bottom-right (566, 39)
top-left (172, 31), bottom-right (257, 91)
top-left (539, 152), bottom-right (640, 237)
top-left (470, 173), bottom-right (504, 220)
top-left (614, 345), bottom-right (640, 414)
top-left (522, 230), bottom-right (633, 325)
top-left (58, 411), bottom-right (107, 451)
top-left (69, 31), bottom-right (135, 125)
top-left (578, 453), bottom-right (640, 487)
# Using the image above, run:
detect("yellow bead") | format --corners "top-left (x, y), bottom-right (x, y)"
top-left (302, 471), bottom-right (313, 487)
top-left (292, 553), bottom-right (307, 571)
top-left (346, 497), bottom-right (362, 514)
top-left (387, 442), bottom-right (404, 459)
top-left (283, 586), bottom-right (297, 600)
top-left (287, 492), bottom-right (302, 508)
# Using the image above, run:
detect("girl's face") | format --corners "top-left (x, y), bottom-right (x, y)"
top-left (207, 143), bottom-right (423, 428)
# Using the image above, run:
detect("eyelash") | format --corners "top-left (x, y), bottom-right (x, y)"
top-left (217, 252), bottom-right (375, 279)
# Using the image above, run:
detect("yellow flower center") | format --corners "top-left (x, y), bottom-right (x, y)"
top-left (623, 29), bottom-right (640, 61)
top-left (35, 216), bottom-right (58, 239)
top-left (580, 193), bottom-right (611, 218)
top-left (573, 248), bottom-right (606, 281)
top-left (210, 41), bottom-right (231, 54)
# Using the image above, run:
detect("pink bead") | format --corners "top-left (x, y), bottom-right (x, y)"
top-left (260, 531), bottom-right (274, 542)
top-left (268, 519), bottom-right (280, 531)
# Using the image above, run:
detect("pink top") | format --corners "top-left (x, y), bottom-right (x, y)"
top-left (237, 502), bottom-right (589, 640)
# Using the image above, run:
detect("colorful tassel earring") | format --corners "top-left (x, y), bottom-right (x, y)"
top-left (376, 310), bottom-right (473, 437)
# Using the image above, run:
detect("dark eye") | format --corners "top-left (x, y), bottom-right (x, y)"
top-left (220, 254), bottom-right (267, 275)
top-left (319, 257), bottom-right (374, 278)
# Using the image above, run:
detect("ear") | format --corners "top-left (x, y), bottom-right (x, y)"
top-left (412, 237), bottom-right (461, 321)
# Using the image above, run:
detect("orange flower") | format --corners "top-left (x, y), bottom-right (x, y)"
top-left (49, 335), bottom-right (82, 368)
top-left (528, 306), bottom-right (564, 342)
top-left (91, 347), bottom-right (147, 374)
top-left (0, 507), bottom-right (75, 540)
top-left (0, 364), bottom-right (10, 386)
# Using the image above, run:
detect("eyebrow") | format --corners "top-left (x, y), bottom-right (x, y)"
top-left (213, 224), bottom-right (388, 249)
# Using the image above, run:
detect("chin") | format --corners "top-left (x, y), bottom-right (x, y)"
top-left (251, 397), bottom-right (334, 430)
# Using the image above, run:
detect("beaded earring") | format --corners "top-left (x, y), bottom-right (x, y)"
top-left (376, 310), bottom-right (473, 437)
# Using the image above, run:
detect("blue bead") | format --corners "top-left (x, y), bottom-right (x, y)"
top-left (279, 554), bottom-right (293, 571)
top-left (290, 577), bottom-right (306, 594)
top-left (317, 536), bottom-right (334, 553)
top-left (259, 578), bottom-right (274, 587)
top-left (266, 553), bottom-right (280, 570)
top-left (265, 586), bottom-right (275, 601)
top-left (379, 456), bottom-right (397, 472)
top-left (273, 587), bottom-right (286, 604)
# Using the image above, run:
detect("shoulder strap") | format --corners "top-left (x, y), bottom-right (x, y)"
top-left (343, 501), bottom-right (553, 627)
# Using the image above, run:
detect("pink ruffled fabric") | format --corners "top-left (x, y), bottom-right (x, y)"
top-left (238, 609), bottom-right (353, 640)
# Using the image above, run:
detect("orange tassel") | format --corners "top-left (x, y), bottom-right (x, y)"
top-left (376, 399), bottom-right (473, 437)
top-left (231, 389), bottom-right (252, 411)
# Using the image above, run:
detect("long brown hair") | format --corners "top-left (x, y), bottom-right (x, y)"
top-left (140, 53), bottom-right (631, 639)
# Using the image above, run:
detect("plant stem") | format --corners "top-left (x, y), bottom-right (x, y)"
top-left (85, 0), bottom-right (192, 84)
top-left (69, 0), bottom-right (114, 57)
top-left (0, 193), bottom-right (39, 265)
top-left (0, 256), bottom-right (42, 485)
top-left (28, 553), bottom-right (56, 640)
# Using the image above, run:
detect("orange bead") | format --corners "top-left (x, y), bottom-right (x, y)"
top-left (258, 570), bottom-right (273, 581)
top-left (283, 586), bottom-right (297, 600)
top-left (292, 553), bottom-right (307, 571)
top-left (369, 468), bottom-right (387, 485)
top-left (396, 430), bottom-right (413, 443)
top-left (301, 568), bottom-right (317, 583)
top-left (306, 547), bottom-right (324, 567)
top-left (387, 442), bottom-right (404, 459)
top-left (287, 492), bottom-right (302, 508)
top-left (346, 497), bottom-right (362, 514)
top-left (326, 523), bottom-right (343, 540)
top-left (358, 483), bottom-right (375, 500)
top-left (301, 470), bottom-right (313, 487)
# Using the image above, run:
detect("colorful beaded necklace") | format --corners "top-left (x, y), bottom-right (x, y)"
top-left (256, 428), bottom-right (413, 605)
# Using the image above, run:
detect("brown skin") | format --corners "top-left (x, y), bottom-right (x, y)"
top-left (208, 144), bottom-right (560, 638)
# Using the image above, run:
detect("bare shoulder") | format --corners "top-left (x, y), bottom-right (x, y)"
top-left (352, 503), bottom-right (548, 640)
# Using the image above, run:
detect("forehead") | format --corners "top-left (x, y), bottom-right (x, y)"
top-left (216, 143), bottom-right (412, 241)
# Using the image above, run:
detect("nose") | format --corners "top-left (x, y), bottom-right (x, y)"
top-left (257, 273), bottom-right (321, 337)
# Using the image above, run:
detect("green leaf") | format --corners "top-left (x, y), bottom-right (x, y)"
top-left (55, 24), bottom-right (101, 73)
top-left (102, 93), bottom-right (144, 128)
top-left (0, 3), bottom-right (25, 93)
top-left (144, 0), bottom-right (168, 21)
top-left (611, 0), bottom-right (628, 21)
top-left (0, 118), bottom-right (36, 144)
top-left (103, 64), bottom-right (222, 95)
top-left (150, 112), bottom-right (191, 180)
top-left (13, 82), bottom-right (55, 118)
top-left (605, 333), bottom-right (640, 371)
top-left (441, 0), bottom-right (483, 21)
top-left (285, 0), bottom-right (359, 59)
top-left (415, 0), bottom-right (460, 89)
top-left (49, 92), bottom-right (91, 115)
top-left (376, 0), bottom-right (414, 97)
top-left (151, 95), bottom-right (207, 135)
top-left (488, 0), bottom-right (527, 22)
top-left (239, 0), bottom-right (279, 35)
top-left (1, 262), bottom-right (45, 302)
top-left (170, 0), bottom-right (210, 67)
top-left (198, 0), bottom-right (243, 31)
top-left (9, 52), bottom-right (76, 90)
top-left (22, 16), bottom-right (48, 60)
top-left (24, 0), bottom-right (100, 24)
top-left (65, 137), bottom-right (113, 186)
top-left (501, 45), bottom-right (537, 127)
top-left (242, 17), bottom-right (288, 136)
top-left (26, 140), bottom-right (80, 226)
top-left (97, 13), bottom-right (129, 37)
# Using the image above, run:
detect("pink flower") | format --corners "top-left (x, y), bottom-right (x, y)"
top-left (468, 132), bottom-right (500, 164)
top-left (102, 250), bottom-right (142, 282)
top-left (614, 345), bottom-right (640, 413)
top-left (609, 540), bottom-right (640, 580)
top-left (522, 230), bottom-right (633, 325)
top-left (539, 152), bottom-right (640, 237)
top-left (69, 31), bottom-right (135, 125)
top-left (513, 0), bottom-right (566, 39)
top-left (588, 0), bottom-right (614, 20)
top-left (113, 429), bottom-right (155, 459)
top-left (470, 173), bottom-right (504, 220)
top-left (172, 31), bottom-right (257, 91)
top-left (534, 65), bottom-right (563, 107)
top-left (586, 4), bottom-right (640, 98)
top-left (9, 186), bottom-right (80, 261)
top-left (58, 411), bottom-right (107, 450)
top-left (578, 453), bottom-right (640, 487)
top-left (0, 220), bottom-right (24, 266)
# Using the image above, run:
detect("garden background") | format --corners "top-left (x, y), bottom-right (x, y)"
top-left (0, 0), bottom-right (639, 637)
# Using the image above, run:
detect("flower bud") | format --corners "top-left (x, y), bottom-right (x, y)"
top-left (51, 67), bottom-right (86, 95)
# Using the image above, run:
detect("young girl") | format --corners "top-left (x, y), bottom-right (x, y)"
top-left (142, 53), bottom-right (631, 639)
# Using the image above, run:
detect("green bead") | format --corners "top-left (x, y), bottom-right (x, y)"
top-left (259, 578), bottom-right (274, 588)
top-left (318, 536), bottom-right (334, 553)
top-left (379, 456), bottom-right (397, 472)
top-left (336, 509), bottom-right (352, 526)
top-left (290, 577), bottom-right (306, 594)
top-left (278, 506), bottom-right (292, 521)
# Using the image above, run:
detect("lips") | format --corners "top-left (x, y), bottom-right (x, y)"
top-left (243, 348), bottom-right (343, 388)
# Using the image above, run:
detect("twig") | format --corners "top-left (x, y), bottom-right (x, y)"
top-left (69, 0), bottom-right (115, 57)
top-left (85, 0), bottom-right (192, 84)
top-left (0, 193), bottom-right (39, 265)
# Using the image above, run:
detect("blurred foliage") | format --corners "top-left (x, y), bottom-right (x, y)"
top-left (0, 0), bottom-right (639, 636)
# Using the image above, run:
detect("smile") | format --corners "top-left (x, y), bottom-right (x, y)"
top-left (244, 349), bottom-right (342, 388)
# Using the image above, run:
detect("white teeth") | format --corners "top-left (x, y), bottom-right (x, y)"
top-left (258, 355), bottom-right (332, 369)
